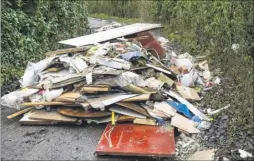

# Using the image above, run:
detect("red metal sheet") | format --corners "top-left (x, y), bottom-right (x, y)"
top-left (96, 123), bottom-right (175, 157)
top-left (137, 31), bottom-right (166, 58)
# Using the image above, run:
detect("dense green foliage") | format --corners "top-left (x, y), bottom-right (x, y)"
top-left (1, 0), bottom-right (89, 86)
top-left (88, 0), bottom-right (254, 156)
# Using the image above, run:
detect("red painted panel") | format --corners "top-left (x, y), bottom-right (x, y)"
top-left (96, 123), bottom-right (175, 157)
top-left (137, 31), bottom-right (166, 58)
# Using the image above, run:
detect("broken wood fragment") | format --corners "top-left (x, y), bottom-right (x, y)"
top-left (7, 107), bottom-right (34, 119)
top-left (80, 85), bottom-right (111, 93)
top-left (20, 101), bottom-right (72, 107)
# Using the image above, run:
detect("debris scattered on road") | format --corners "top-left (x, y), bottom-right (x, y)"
top-left (187, 149), bottom-right (216, 160)
top-left (1, 23), bottom-right (223, 158)
top-left (238, 149), bottom-right (253, 158)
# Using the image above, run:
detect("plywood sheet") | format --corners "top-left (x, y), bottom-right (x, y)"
top-left (96, 123), bottom-right (175, 157)
top-left (19, 111), bottom-right (77, 125)
top-left (20, 101), bottom-right (72, 107)
top-left (29, 110), bottom-right (77, 122)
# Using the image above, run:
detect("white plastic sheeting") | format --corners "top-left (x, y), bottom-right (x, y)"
top-left (0, 89), bottom-right (39, 110)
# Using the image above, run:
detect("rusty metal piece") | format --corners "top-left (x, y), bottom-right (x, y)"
top-left (136, 31), bottom-right (166, 58)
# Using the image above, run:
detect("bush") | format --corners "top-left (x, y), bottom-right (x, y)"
top-left (88, 0), bottom-right (254, 156)
top-left (1, 0), bottom-right (89, 86)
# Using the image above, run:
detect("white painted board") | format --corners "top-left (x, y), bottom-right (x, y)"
top-left (59, 23), bottom-right (162, 47)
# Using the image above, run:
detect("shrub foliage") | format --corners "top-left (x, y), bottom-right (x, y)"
top-left (1, 0), bottom-right (89, 86)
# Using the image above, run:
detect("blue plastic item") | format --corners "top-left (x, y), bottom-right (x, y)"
top-left (166, 100), bottom-right (193, 119)
top-left (191, 115), bottom-right (202, 123)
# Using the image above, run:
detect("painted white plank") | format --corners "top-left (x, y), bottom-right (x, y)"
top-left (59, 23), bottom-right (162, 47)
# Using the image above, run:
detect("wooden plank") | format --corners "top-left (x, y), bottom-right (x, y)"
top-left (117, 115), bottom-right (135, 122)
top-left (20, 101), bottom-right (72, 107)
top-left (29, 110), bottom-right (77, 122)
top-left (45, 46), bottom-right (90, 56)
top-left (7, 107), bottom-right (34, 119)
top-left (80, 85), bottom-right (111, 93)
